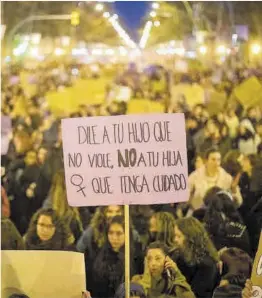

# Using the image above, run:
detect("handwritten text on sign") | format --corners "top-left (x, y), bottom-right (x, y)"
top-left (61, 114), bottom-right (188, 206)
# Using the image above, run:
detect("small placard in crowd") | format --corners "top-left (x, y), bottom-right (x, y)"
top-left (251, 232), bottom-right (262, 298)
top-left (1, 251), bottom-right (85, 298)
top-left (1, 115), bottom-right (12, 156)
top-left (233, 76), bottom-right (262, 109)
top-left (62, 113), bottom-right (188, 207)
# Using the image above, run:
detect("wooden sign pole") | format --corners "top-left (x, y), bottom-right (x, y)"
top-left (124, 205), bottom-right (130, 298)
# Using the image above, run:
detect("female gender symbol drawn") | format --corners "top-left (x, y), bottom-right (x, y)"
top-left (70, 174), bottom-right (86, 197)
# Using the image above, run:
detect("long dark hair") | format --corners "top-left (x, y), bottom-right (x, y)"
top-left (25, 208), bottom-right (71, 250)
top-left (92, 216), bottom-right (127, 295)
top-left (204, 191), bottom-right (244, 231)
top-left (175, 217), bottom-right (218, 265)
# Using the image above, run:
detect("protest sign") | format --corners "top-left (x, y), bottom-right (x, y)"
top-left (171, 83), bottom-right (204, 107)
top-left (61, 113), bottom-right (189, 207)
top-left (206, 90), bottom-right (227, 116)
top-left (1, 115), bottom-right (12, 155)
top-left (233, 76), bottom-right (262, 109)
top-left (251, 232), bottom-right (262, 298)
top-left (1, 250), bottom-right (85, 298)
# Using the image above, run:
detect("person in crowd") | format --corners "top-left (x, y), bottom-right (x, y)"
top-left (91, 216), bottom-right (135, 298)
top-left (246, 106), bottom-right (259, 127)
top-left (245, 197), bottom-right (262, 257)
top-left (203, 190), bottom-right (251, 254)
top-left (225, 108), bottom-right (239, 139)
top-left (132, 241), bottom-right (195, 298)
top-left (148, 212), bottom-right (176, 250)
top-left (188, 148), bottom-right (242, 211)
top-left (234, 119), bottom-right (261, 155)
top-left (238, 154), bottom-right (260, 219)
top-left (222, 150), bottom-right (242, 178)
top-left (24, 208), bottom-right (74, 250)
top-left (199, 122), bottom-right (231, 158)
top-left (77, 205), bottom-right (124, 290)
top-left (1, 217), bottom-right (25, 250)
top-left (130, 205), bottom-right (153, 252)
top-left (6, 130), bottom-right (33, 234)
top-left (37, 146), bottom-right (48, 166)
top-left (43, 170), bottom-right (83, 243)
top-left (172, 217), bottom-right (219, 298)
top-left (256, 119), bottom-right (262, 153)
top-left (77, 205), bottom-right (123, 254)
top-left (212, 248), bottom-right (253, 298)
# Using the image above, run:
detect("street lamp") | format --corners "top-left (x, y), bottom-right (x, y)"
top-left (251, 43), bottom-right (261, 55)
top-left (103, 12), bottom-right (110, 18)
top-left (152, 3), bottom-right (160, 9)
top-left (216, 45), bottom-right (227, 55)
top-left (111, 14), bottom-right (118, 21)
top-left (139, 21), bottom-right (153, 49)
top-left (95, 3), bottom-right (104, 12)
top-left (154, 20), bottom-right (160, 27)
top-left (54, 47), bottom-right (65, 56)
top-left (150, 11), bottom-right (157, 18)
top-left (30, 47), bottom-right (39, 57)
top-left (199, 45), bottom-right (207, 55)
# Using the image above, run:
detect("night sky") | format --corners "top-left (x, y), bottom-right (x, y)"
top-left (114, 1), bottom-right (149, 41)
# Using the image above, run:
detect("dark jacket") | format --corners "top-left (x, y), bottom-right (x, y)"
top-left (91, 243), bottom-right (125, 298)
top-left (175, 255), bottom-right (219, 298)
top-left (206, 220), bottom-right (251, 255)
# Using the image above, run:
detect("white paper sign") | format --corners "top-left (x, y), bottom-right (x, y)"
top-left (1, 250), bottom-right (86, 298)
top-left (62, 113), bottom-right (189, 207)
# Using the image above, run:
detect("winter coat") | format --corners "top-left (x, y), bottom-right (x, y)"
top-left (206, 220), bottom-right (251, 254)
top-left (91, 243), bottom-right (126, 298)
top-left (174, 255), bottom-right (220, 298)
top-left (134, 266), bottom-right (195, 298)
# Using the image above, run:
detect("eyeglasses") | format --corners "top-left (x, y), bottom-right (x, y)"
top-left (37, 223), bottom-right (55, 229)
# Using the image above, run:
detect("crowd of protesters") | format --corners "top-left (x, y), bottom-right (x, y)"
top-left (1, 60), bottom-right (262, 298)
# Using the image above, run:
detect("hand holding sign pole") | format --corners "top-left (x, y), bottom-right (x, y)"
top-left (61, 113), bottom-right (189, 298)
